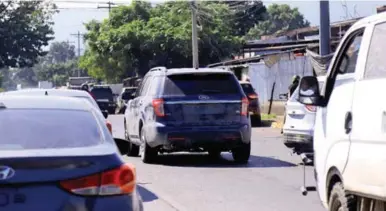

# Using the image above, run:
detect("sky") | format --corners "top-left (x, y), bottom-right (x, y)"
top-left (50, 0), bottom-right (386, 53)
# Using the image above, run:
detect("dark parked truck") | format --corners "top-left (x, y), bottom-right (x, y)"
top-left (90, 86), bottom-right (116, 114)
top-left (239, 81), bottom-right (261, 126)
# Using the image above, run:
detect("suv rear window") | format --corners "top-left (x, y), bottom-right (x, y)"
top-left (240, 83), bottom-right (255, 94)
top-left (163, 73), bottom-right (240, 96)
top-left (0, 109), bottom-right (102, 150)
top-left (91, 87), bottom-right (113, 100)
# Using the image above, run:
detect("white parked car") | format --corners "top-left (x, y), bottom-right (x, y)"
top-left (297, 12), bottom-right (386, 211)
top-left (283, 76), bottom-right (325, 157)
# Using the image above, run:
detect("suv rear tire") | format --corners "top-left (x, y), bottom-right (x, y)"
top-left (140, 127), bottom-right (158, 164)
top-left (232, 142), bottom-right (251, 164)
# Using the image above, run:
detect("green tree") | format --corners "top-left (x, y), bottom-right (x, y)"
top-left (44, 41), bottom-right (76, 64)
top-left (0, 1), bottom-right (57, 68)
top-left (220, 1), bottom-right (266, 37)
top-left (33, 41), bottom-right (82, 86)
top-left (80, 1), bottom-right (243, 82)
top-left (246, 4), bottom-right (310, 39)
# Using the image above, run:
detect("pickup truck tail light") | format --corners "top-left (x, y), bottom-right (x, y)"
top-left (248, 94), bottom-right (258, 99)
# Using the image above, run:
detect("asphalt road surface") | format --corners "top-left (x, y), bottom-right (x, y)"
top-left (109, 115), bottom-right (325, 211)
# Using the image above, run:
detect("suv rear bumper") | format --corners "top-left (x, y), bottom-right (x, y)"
top-left (143, 123), bottom-right (251, 151)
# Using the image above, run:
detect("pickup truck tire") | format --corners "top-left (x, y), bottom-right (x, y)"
top-left (328, 182), bottom-right (356, 211)
top-left (140, 127), bottom-right (158, 164)
top-left (232, 142), bottom-right (251, 164)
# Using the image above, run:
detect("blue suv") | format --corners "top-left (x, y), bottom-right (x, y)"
top-left (123, 67), bottom-right (252, 164)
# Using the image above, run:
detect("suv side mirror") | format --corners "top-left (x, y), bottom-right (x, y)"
top-left (102, 110), bottom-right (109, 119)
top-left (297, 76), bottom-right (322, 105)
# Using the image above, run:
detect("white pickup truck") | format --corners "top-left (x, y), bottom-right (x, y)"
top-left (298, 12), bottom-right (386, 211)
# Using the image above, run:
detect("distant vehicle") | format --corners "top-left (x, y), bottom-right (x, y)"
top-left (38, 81), bottom-right (53, 89)
top-left (282, 76), bottom-right (325, 158)
top-left (68, 76), bottom-right (95, 87)
top-left (2, 89), bottom-right (112, 133)
top-left (90, 85), bottom-right (117, 114)
top-left (117, 87), bottom-right (137, 114)
top-left (239, 81), bottom-right (261, 126)
top-left (0, 95), bottom-right (143, 211)
top-left (124, 67), bottom-right (251, 164)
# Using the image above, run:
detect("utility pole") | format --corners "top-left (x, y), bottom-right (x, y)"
top-left (70, 31), bottom-right (85, 77)
top-left (319, 0), bottom-right (331, 56)
top-left (190, 0), bottom-right (199, 69)
top-left (97, 1), bottom-right (115, 17)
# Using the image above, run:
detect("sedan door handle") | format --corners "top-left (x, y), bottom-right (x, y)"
top-left (344, 111), bottom-right (352, 134)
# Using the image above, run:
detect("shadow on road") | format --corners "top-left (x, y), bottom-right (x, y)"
top-left (137, 184), bottom-right (158, 203)
top-left (149, 153), bottom-right (296, 168)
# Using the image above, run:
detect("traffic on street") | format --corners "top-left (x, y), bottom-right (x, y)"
top-left (1, 1), bottom-right (386, 211)
top-left (110, 115), bottom-right (323, 211)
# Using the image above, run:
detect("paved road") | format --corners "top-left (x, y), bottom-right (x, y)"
top-left (109, 115), bottom-right (325, 211)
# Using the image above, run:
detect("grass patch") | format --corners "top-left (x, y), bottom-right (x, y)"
top-left (261, 113), bottom-right (277, 120)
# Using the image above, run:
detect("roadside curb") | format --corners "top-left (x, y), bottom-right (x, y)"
top-left (271, 121), bottom-right (283, 129)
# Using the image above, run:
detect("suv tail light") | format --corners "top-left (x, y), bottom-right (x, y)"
top-left (106, 120), bottom-right (112, 134)
top-left (241, 97), bottom-right (249, 116)
top-left (305, 105), bottom-right (316, 112)
top-left (152, 98), bottom-right (165, 117)
top-left (60, 164), bottom-right (136, 196)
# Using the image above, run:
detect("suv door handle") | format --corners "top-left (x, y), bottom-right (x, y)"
top-left (344, 111), bottom-right (352, 134)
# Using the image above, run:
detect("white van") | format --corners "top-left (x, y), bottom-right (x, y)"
top-left (297, 12), bottom-right (386, 211)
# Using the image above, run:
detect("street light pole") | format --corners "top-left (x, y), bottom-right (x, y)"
top-left (319, 0), bottom-right (331, 56)
top-left (191, 0), bottom-right (199, 69)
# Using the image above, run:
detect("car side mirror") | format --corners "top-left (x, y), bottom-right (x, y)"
top-left (297, 76), bottom-right (322, 106)
top-left (102, 111), bottom-right (109, 119)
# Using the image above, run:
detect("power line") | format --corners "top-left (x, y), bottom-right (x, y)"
top-left (97, 1), bottom-right (116, 17)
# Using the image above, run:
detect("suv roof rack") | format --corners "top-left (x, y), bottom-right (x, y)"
top-left (149, 66), bottom-right (167, 72)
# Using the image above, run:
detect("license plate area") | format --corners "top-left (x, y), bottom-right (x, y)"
top-left (183, 104), bottom-right (225, 115)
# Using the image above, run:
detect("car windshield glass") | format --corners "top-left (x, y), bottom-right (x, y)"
top-left (91, 88), bottom-right (113, 100)
top-left (163, 73), bottom-right (240, 96)
top-left (240, 84), bottom-right (255, 94)
top-left (0, 109), bottom-right (102, 150)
